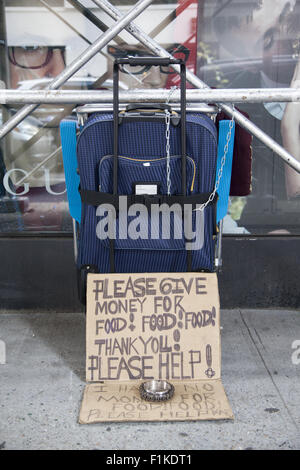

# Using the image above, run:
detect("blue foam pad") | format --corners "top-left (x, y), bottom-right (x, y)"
top-left (60, 120), bottom-right (81, 223)
top-left (216, 120), bottom-right (235, 222)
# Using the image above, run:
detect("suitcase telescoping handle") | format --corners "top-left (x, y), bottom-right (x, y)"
top-left (124, 103), bottom-right (172, 113)
top-left (113, 57), bottom-right (187, 197)
top-left (111, 57), bottom-right (189, 273)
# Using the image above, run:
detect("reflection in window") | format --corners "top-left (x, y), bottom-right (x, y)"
top-left (198, 0), bottom-right (300, 235)
top-left (1, 0), bottom-right (300, 235)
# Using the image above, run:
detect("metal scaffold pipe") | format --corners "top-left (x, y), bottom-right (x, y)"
top-left (0, 88), bottom-right (300, 104)
top-left (0, 0), bottom-right (154, 140)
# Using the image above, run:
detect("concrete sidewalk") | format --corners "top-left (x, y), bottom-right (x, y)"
top-left (0, 309), bottom-right (299, 450)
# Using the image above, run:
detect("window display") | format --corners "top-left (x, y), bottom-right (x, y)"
top-left (0, 0), bottom-right (299, 235)
top-left (197, 0), bottom-right (300, 234)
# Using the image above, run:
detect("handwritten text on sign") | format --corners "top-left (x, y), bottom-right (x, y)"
top-left (86, 273), bottom-right (220, 383)
top-left (80, 380), bottom-right (234, 423)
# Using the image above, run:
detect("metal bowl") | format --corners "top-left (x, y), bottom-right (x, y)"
top-left (139, 380), bottom-right (175, 401)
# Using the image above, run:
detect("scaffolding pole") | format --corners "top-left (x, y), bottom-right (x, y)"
top-left (3, 87), bottom-right (300, 181)
top-left (1, 88), bottom-right (300, 104)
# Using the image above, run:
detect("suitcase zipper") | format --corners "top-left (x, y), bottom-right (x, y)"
top-left (77, 113), bottom-right (217, 149)
top-left (98, 155), bottom-right (196, 193)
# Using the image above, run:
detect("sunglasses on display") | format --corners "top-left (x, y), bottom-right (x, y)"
top-left (107, 43), bottom-right (190, 74)
top-left (8, 46), bottom-right (66, 69)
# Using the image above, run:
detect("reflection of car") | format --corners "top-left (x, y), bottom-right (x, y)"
top-left (0, 111), bottom-right (54, 159)
top-left (1, 76), bottom-right (129, 181)
top-left (198, 54), bottom-right (298, 86)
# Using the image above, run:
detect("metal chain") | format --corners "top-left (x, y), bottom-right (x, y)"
top-left (164, 88), bottom-right (234, 206)
top-left (165, 109), bottom-right (171, 196)
top-left (196, 106), bottom-right (235, 212)
top-left (165, 86), bottom-right (178, 196)
top-left (166, 85), bottom-right (178, 105)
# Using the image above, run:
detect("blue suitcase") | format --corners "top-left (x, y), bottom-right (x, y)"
top-left (61, 58), bottom-right (235, 303)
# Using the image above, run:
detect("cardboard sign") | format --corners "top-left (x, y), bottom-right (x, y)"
top-left (79, 272), bottom-right (233, 423)
top-left (79, 380), bottom-right (233, 423)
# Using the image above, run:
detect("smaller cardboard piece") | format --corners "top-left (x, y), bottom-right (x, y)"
top-left (79, 272), bottom-right (233, 423)
top-left (79, 380), bottom-right (233, 423)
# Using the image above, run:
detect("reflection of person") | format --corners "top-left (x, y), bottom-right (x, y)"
top-left (6, 43), bottom-right (66, 230)
top-left (207, 0), bottom-right (300, 233)
top-left (259, 1), bottom-right (300, 203)
top-left (106, 43), bottom-right (190, 89)
top-left (282, 57), bottom-right (300, 199)
top-left (280, 0), bottom-right (300, 199)
top-left (212, 1), bottom-right (294, 61)
top-left (7, 44), bottom-right (66, 187)
top-left (8, 45), bottom-right (65, 88)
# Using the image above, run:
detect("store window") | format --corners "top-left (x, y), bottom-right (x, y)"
top-left (197, 0), bottom-right (300, 235)
top-left (0, 1), bottom-right (299, 235)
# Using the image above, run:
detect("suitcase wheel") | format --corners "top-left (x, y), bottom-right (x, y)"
top-left (77, 264), bottom-right (99, 305)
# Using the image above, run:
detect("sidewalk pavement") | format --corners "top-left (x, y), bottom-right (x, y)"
top-left (0, 309), bottom-right (299, 450)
